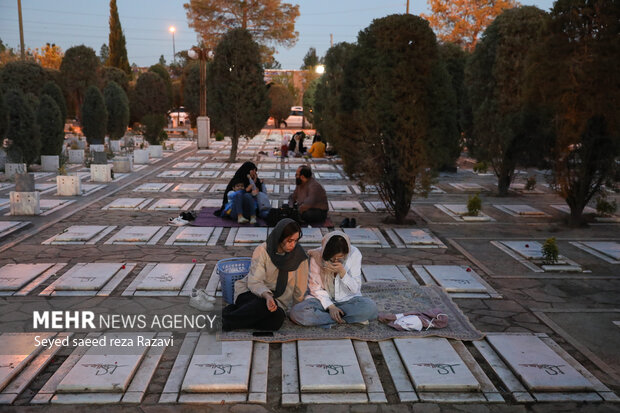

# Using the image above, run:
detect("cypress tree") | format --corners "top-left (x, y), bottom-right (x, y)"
top-left (107, 0), bottom-right (131, 75)
top-left (4, 89), bottom-right (41, 164)
top-left (0, 90), bottom-right (7, 139)
top-left (41, 81), bottom-right (67, 123)
top-left (103, 81), bottom-right (129, 140)
top-left (37, 95), bottom-right (64, 156)
top-left (81, 85), bottom-right (108, 145)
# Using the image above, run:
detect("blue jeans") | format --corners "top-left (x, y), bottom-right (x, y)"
top-left (289, 296), bottom-right (378, 328)
top-left (231, 192), bottom-right (256, 219)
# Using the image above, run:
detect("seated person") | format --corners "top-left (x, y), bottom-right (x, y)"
top-left (288, 132), bottom-right (306, 156)
top-left (290, 232), bottom-right (378, 327)
top-left (308, 135), bottom-right (326, 158)
top-left (288, 165), bottom-right (328, 224)
top-left (222, 178), bottom-right (248, 217)
top-left (222, 219), bottom-right (309, 331)
top-left (216, 161), bottom-right (263, 224)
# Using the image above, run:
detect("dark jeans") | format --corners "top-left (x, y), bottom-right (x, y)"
top-left (230, 192), bottom-right (256, 219)
top-left (301, 208), bottom-right (327, 224)
top-left (222, 291), bottom-right (286, 331)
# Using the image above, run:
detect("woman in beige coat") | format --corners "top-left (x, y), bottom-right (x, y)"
top-left (222, 219), bottom-right (308, 331)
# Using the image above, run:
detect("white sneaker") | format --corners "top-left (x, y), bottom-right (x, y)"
top-left (189, 288), bottom-right (216, 311)
top-left (168, 217), bottom-right (188, 226)
top-left (238, 216), bottom-right (249, 224)
top-left (250, 216), bottom-right (257, 225)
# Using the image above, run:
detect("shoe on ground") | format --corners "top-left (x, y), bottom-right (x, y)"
top-left (169, 217), bottom-right (189, 226)
top-left (189, 289), bottom-right (216, 311)
top-left (349, 218), bottom-right (357, 228)
top-left (238, 216), bottom-right (249, 224)
top-left (250, 216), bottom-right (257, 225)
top-left (339, 218), bottom-right (350, 228)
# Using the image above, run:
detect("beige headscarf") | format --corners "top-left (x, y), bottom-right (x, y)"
top-left (308, 231), bottom-right (352, 299)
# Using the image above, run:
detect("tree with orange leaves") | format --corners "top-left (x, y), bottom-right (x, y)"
top-left (33, 43), bottom-right (63, 70)
top-left (422, 0), bottom-right (519, 51)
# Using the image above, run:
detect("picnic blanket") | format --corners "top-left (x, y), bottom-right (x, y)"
top-left (219, 283), bottom-right (484, 342)
top-left (191, 207), bottom-right (333, 228)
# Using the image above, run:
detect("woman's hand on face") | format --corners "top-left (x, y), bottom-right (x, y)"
top-left (332, 263), bottom-right (346, 278)
top-left (262, 292), bottom-right (277, 312)
top-left (328, 305), bottom-right (345, 323)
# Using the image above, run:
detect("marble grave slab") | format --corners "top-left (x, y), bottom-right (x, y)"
top-left (105, 226), bottom-right (167, 245)
top-left (102, 198), bottom-right (150, 210)
top-left (133, 183), bottom-right (172, 192)
top-left (148, 198), bottom-right (193, 211)
top-left (53, 263), bottom-right (124, 291)
top-left (189, 170), bottom-right (219, 178)
top-left (172, 184), bottom-right (208, 192)
top-left (157, 170), bottom-right (189, 178)
top-left (423, 265), bottom-right (487, 293)
top-left (0, 263), bottom-right (55, 291)
top-left (135, 263), bottom-right (194, 291)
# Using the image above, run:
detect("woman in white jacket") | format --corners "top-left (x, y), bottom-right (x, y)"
top-left (289, 231), bottom-right (378, 327)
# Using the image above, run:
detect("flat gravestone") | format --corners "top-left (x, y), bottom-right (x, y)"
top-left (103, 198), bottom-right (148, 210)
top-left (365, 201), bottom-right (388, 212)
top-left (182, 335), bottom-right (253, 392)
top-left (581, 242), bottom-right (620, 260)
top-left (264, 184), bottom-right (278, 194)
top-left (55, 263), bottom-right (124, 291)
top-left (136, 263), bottom-right (194, 291)
top-left (300, 227), bottom-right (323, 244)
top-left (324, 185), bottom-right (350, 194)
top-left (202, 162), bottom-right (224, 169)
top-left (173, 162), bottom-right (200, 169)
top-left (424, 265), bottom-right (487, 293)
top-left (258, 171), bottom-right (279, 179)
top-left (298, 339), bottom-right (365, 393)
top-left (171, 227), bottom-right (215, 244)
top-left (442, 204), bottom-right (469, 216)
top-left (450, 183), bottom-right (484, 192)
top-left (35, 183), bottom-right (56, 192)
top-left (430, 185), bottom-right (445, 194)
top-left (394, 229), bottom-right (438, 245)
top-left (502, 241), bottom-right (544, 260)
top-left (149, 198), bottom-right (190, 210)
top-left (330, 201), bottom-right (364, 212)
top-left (500, 204), bottom-right (545, 216)
top-left (236, 227), bottom-right (268, 244)
top-left (109, 226), bottom-right (161, 243)
top-left (190, 171), bottom-right (219, 178)
top-left (313, 164), bottom-right (337, 171)
top-left (157, 170), bottom-right (188, 178)
top-left (195, 199), bottom-right (222, 210)
top-left (0, 263), bottom-right (54, 290)
top-left (134, 183), bottom-right (169, 192)
top-left (57, 332), bottom-right (154, 393)
top-left (343, 228), bottom-right (380, 245)
top-left (486, 335), bottom-right (594, 391)
top-left (394, 337), bottom-right (479, 391)
top-left (209, 184), bottom-right (228, 193)
top-left (0, 333), bottom-right (55, 389)
top-left (315, 172), bottom-right (342, 180)
top-left (185, 156), bottom-right (205, 161)
top-left (39, 199), bottom-right (70, 211)
top-left (173, 184), bottom-right (206, 192)
top-left (219, 171), bottom-right (236, 179)
top-left (53, 225), bottom-right (108, 243)
top-left (362, 265), bottom-right (406, 282)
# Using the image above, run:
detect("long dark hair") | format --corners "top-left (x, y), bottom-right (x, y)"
top-left (322, 235), bottom-right (349, 261)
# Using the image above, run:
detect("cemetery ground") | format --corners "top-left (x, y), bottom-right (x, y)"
top-left (0, 130), bottom-right (618, 412)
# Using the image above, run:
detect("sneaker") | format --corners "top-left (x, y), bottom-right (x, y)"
top-left (250, 216), bottom-right (257, 225)
top-left (356, 320), bottom-right (369, 326)
top-left (238, 216), bottom-right (249, 224)
top-left (169, 217), bottom-right (189, 226)
top-left (189, 289), bottom-right (216, 311)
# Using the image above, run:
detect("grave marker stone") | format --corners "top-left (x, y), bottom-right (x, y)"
top-left (362, 265), bottom-right (407, 282)
top-left (394, 338), bottom-right (479, 391)
top-left (108, 226), bottom-right (162, 243)
top-left (182, 336), bottom-right (253, 392)
top-left (581, 242), bottom-right (620, 260)
top-left (236, 228), bottom-right (268, 243)
top-left (298, 339), bottom-right (365, 392)
top-left (486, 335), bottom-right (594, 391)
top-left (50, 225), bottom-right (108, 243)
top-left (54, 263), bottom-right (124, 291)
top-left (136, 263), bottom-right (193, 291)
top-left (0, 263), bottom-right (54, 291)
top-left (424, 266), bottom-right (487, 293)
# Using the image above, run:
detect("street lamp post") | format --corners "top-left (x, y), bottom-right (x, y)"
top-left (169, 26), bottom-right (176, 64)
top-left (188, 47), bottom-right (212, 148)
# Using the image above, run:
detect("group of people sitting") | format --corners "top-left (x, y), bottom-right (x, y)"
top-left (281, 131), bottom-right (326, 159)
top-left (215, 161), bottom-right (329, 226)
top-left (222, 218), bottom-right (378, 331)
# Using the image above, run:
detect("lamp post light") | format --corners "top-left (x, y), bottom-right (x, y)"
top-left (188, 47), bottom-right (212, 148)
top-left (315, 64), bottom-right (325, 75)
top-left (169, 26), bottom-right (176, 64)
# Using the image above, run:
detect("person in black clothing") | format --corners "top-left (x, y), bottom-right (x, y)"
top-left (288, 132), bottom-right (306, 155)
top-left (215, 161), bottom-right (264, 223)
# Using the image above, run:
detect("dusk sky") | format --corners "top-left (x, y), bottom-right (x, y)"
top-left (0, 0), bottom-right (555, 69)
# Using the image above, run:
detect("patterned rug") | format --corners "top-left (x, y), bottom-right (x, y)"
top-left (220, 283), bottom-right (485, 343)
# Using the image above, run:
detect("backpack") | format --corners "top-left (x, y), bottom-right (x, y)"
top-left (265, 205), bottom-right (302, 227)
